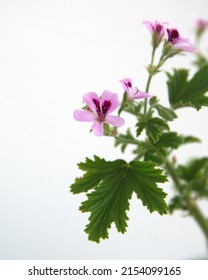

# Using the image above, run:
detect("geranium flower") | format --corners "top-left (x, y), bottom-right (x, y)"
top-left (73, 91), bottom-right (125, 136)
top-left (195, 19), bottom-right (208, 37)
top-left (166, 28), bottom-right (196, 53)
top-left (120, 78), bottom-right (151, 101)
top-left (143, 20), bottom-right (166, 38)
top-left (143, 20), bottom-right (167, 47)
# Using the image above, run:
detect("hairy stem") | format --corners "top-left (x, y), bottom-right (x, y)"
top-left (143, 47), bottom-right (156, 116)
top-left (188, 201), bottom-right (208, 241)
top-left (165, 160), bottom-right (208, 242)
top-left (165, 160), bottom-right (181, 191)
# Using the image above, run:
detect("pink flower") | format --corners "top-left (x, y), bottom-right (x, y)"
top-left (73, 91), bottom-right (125, 136)
top-left (143, 20), bottom-right (167, 47)
top-left (120, 78), bottom-right (151, 101)
top-left (195, 19), bottom-right (208, 37)
top-left (143, 20), bottom-right (166, 39)
top-left (196, 19), bottom-right (208, 28)
top-left (166, 28), bottom-right (196, 53)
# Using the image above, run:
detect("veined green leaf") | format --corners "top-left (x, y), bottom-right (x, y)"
top-left (145, 117), bottom-right (169, 143)
top-left (70, 156), bottom-right (167, 242)
top-left (156, 132), bottom-right (184, 149)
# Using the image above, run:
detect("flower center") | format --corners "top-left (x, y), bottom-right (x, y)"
top-left (92, 98), bottom-right (111, 121)
top-left (167, 28), bottom-right (179, 43)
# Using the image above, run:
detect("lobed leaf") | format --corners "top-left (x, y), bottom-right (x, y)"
top-left (70, 156), bottom-right (168, 242)
top-left (167, 65), bottom-right (208, 110)
top-left (155, 132), bottom-right (184, 149)
top-left (145, 117), bottom-right (169, 143)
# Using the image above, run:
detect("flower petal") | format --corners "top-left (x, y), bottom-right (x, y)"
top-left (73, 110), bottom-right (96, 122)
top-left (100, 90), bottom-right (119, 114)
top-left (83, 92), bottom-right (100, 113)
top-left (133, 91), bottom-right (152, 100)
top-left (173, 38), bottom-right (197, 53)
top-left (143, 20), bottom-right (154, 32)
top-left (92, 121), bottom-right (103, 136)
top-left (119, 78), bottom-right (132, 92)
top-left (105, 115), bottom-right (125, 127)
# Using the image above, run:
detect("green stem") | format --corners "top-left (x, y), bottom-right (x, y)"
top-left (114, 136), bottom-right (138, 145)
top-left (143, 47), bottom-right (156, 116)
top-left (165, 160), bottom-right (181, 191)
top-left (165, 160), bottom-right (208, 242)
top-left (188, 201), bottom-right (208, 241)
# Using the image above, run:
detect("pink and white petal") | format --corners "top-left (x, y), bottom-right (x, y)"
top-left (133, 91), bottom-right (152, 100)
top-left (101, 90), bottom-right (119, 114)
top-left (174, 38), bottom-right (196, 52)
top-left (73, 110), bottom-right (96, 122)
top-left (92, 121), bottom-right (103, 136)
top-left (143, 20), bottom-right (154, 32)
top-left (127, 87), bottom-right (135, 100)
top-left (105, 115), bottom-right (125, 127)
top-left (119, 78), bottom-right (132, 92)
top-left (83, 92), bottom-right (100, 113)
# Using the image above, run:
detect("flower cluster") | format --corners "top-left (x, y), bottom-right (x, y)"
top-left (73, 80), bottom-right (149, 136)
top-left (74, 19), bottom-right (198, 137)
top-left (71, 17), bottom-right (208, 245)
top-left (143, 20), bottom-right (196, 53)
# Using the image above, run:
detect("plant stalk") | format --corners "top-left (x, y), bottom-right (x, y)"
top-left (165, 160), bottom-right (208, 242)
top-left (143, 47), bottom-right (156, 115)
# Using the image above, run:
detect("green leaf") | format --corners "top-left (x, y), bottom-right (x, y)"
top-left (177, 157), bottom-right (208, 182)
top-left (145, 117), bottom-right (169, 143)
top-left (167, 68), bottom-right (189, 105)
top-left (168, 195), bottom-right (185, 213)
top-left (136, 117), bottom-right (169, 142)
top-left (124, 102), bottom-right (143, 116)
top-left (130, 161), bottom-right (167, 214)
top-left (149, 96), bottom-right (159, 106)
top-left (182, 135), bottom-right (201, 144)
top-left (156, 132), bottom-right (184, 149)
top-left (154, 104), bottom-right (178, 121)
top-left (132, 140), bottom-right (167, 164)
top-left (177, 157), bottom-right (208, 197)
top-left (144, 147), bottom-right (167, 164)
top-left (167, 66), bottom-right (208, 110)
top-left (70, 156), bottom-right (167, 242)
top-left (193, 53), bottom-right (208, 69)
top-left (103, 123), bottom-right (110, 135)
top-left (136, 115), bottom-right (146, 137)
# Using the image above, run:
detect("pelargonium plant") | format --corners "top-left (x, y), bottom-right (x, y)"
top-left (70, 19), bottom-right (208, 244)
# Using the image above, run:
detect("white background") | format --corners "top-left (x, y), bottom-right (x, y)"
top-left (0, 0), bottom-right (208, 259)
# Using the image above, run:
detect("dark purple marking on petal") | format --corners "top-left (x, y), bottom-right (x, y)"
top-left (167, 28), bottom-right (179, 43)
top-left (156, 24), bottom-right (163, 34)
top-left (102, 100), bottom-right (111, 115)
top-left (126, 81), bottom-right (132, 88)
top-left (92, 98), bottom-right (101, 114)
